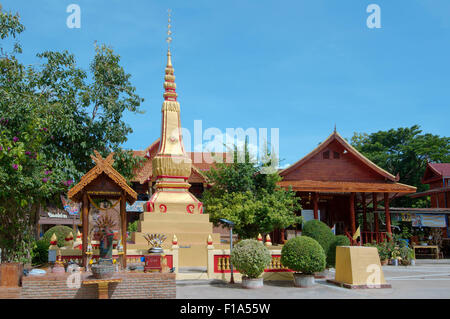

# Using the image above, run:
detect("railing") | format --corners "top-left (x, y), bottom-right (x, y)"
top-left (208, 249), bottom-right (291, 277)
top-left (50, 247), bottom-right (179, 273)
top-left (345, 231), bottom-right (388, 245)
top-left (361, 231), bottom-right (387, 244)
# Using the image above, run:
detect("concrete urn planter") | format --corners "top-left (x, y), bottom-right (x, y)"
top-left (241, 276), bottom-right (264, 289)
top-left (315, 269), bottom-right (330, 278)
top-left (293, 273), bottom-right (315, 288)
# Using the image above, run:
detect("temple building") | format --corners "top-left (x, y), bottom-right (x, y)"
top-left (411, 163), bottom-right (450, 208)
top-left (277, 130), bottom-right (417, 244)
top-left (410, 163), bottom-right (450, 241)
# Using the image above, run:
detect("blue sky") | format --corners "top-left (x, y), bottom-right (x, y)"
top-left (2, 0), bottom-right (450, 166)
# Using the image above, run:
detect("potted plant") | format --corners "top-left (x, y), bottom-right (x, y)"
top-left (377, 242), bottom-right (390, 265)
top-left (399, 245), bottom-right (415, 266)
top-left (390, 248), bottom-right (401, 266)
top-left (230, 239), bottom-right (271, 289)
top-left (281, 236), bottom-right (326, 288)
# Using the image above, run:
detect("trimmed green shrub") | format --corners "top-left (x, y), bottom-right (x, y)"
top-left (31, 239), bottom-right (49, 265)
top-left (230, 239), bottom-right (271, 279)
top-left (128, 220), bottom-right (138, 232)
top-left (327, 235), bottom-right (351, 267)
top-left (42, 225), bottom-right (73, 248)
top-left (281, 236), bottom-right (326, 274)
top-left (302, 219), bottom-right (334, 266)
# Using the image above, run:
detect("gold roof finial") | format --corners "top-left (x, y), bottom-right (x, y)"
top-left (166, 9), bottom-right (173, 67)
top-left (166, 9), bottom-right (173, 49)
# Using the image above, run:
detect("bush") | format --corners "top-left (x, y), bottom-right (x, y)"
top-left (302, 220), bottom-right (335, 266)
top-left (327, 235), bottom-right (351, 267)
top-left (31, 239), bottom-right (49, 265)
top-left (281, 236), bottom-right (326, 274)
top-left (230, 239), bottom-right (271, 279)
top-left (128, 220), bottom-right (138, 232)
top-left (42, 226), bottom-right (74, 248)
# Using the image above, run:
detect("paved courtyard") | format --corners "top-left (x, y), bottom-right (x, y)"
top-left (176, 261), bottom-right (450, 299)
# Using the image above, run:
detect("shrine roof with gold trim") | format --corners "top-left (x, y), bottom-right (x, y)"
top-left (68, 151), bottom-right (138, 204)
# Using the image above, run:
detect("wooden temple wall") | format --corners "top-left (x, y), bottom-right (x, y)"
top-left (282, 141), bottom-right (384, 183)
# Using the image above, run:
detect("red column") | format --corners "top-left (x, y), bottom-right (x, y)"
top-left (313, 192), bottom-right (319, 220)
top-left (384, 192), bottom-right (392, 235)
top-left (121, 191), bottom-right (127, 269)
top-left (82, 192), bottom-right (89, 270)
top-left (362, 193), bottom-right (367, 232)
top-left (373, 193), bottom-right (379, 234)
top-left (350, 192), bottom-right (356, 235)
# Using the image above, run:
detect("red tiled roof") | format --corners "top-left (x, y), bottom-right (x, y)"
top-left (429, 163), bottom-right (450, 177)
top-left (131, 139), bottom-right (231, 184)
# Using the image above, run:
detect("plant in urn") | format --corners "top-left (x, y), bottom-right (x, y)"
top-left (91, 214), bottom-right (116, 279)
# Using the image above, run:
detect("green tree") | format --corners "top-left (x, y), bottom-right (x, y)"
top-left (203, 140), bottom-right (302, 239)
top-left (351, 125), bottom-right (450, 207)
top-left (0, 8), bottom-right (144, 262)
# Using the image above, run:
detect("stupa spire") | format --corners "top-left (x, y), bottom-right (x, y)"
top-left (131, 10), bottom-right (221, 267)
top-left (149, 8), bottom-right (199, 212)
top-left (163, 9), bottom-right (177, 102)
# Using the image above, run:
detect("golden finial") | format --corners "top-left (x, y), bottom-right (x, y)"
top-left (166, 9), bottom-right (173, 49)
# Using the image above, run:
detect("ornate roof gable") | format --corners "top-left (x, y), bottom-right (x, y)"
top-left (68, 151), bottom-right (137, 204)
top-left (280, 131), bottom-right (398, 182)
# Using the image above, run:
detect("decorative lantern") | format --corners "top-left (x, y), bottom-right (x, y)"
top-left (49, 233), bottom-right (58, 249)
top-left (265, 234), bottom-right (272, 247)
top-left (65, 232), bottom-right (74, 247)
top-left (207, 234), bottom-right (213, 245)
top-left (257, 233), bottom-right (263, 242)
top-left (73, 231), bottom-right (82, 249)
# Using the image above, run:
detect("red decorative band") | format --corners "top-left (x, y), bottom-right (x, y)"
top-left (158, 186), bottom-right (190, 189)
top-left (157, 175), bottom-right (189, 180)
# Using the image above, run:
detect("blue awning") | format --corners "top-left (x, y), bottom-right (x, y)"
top-left (126, 201), bottom-right (146, 212)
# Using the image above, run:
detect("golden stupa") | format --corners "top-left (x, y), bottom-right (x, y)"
top-left (129, 12), bottom-right (220, 266)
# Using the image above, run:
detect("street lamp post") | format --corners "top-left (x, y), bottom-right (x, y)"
top-left (220, 218), bottom-right (235, 284)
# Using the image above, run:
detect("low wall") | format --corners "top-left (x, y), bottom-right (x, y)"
top-left (21, 272), bottom-right (176, 299)
top-left (206, 247), bottom-right (292, 281)
top-left (54, 248), bottom-right (179, 274)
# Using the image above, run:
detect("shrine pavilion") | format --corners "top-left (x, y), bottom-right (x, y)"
top-left (277, 130), bottom-right (417, 244)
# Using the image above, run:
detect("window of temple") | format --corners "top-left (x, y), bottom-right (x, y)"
top-left (323, 151), bottom-right (330, 159)
top-left (333, 151), bottom-right (340, 159)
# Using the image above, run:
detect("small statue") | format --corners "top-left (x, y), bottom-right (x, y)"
top-left (52, 249), bottom-right (65, 273)
top-left (91, 214), bottom-right (117, 279)
top-left (95, 214), bottom-right (116, 261)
